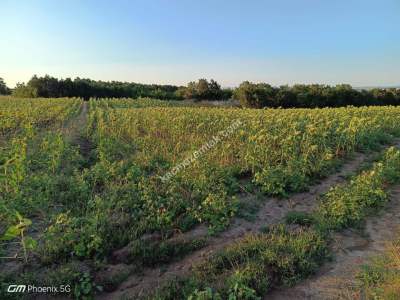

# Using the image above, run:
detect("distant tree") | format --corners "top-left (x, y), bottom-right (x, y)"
top-left (12, 83), bottom-right (38, 98)
top-left (180, 79), bottom-right (224, 101)
top-left (370, 88), bottom-right (399, 106)
top-left (0, 77), bottom-right (11, 95)
top-left (208, 79), bottom-right (223, 99)
top-left (332, 84), bottom-right (355, 107)
top-left (394, 89), bottom-right (400, 105)
top-left (184, 81), bottom-right (198, 99)
top-left (221, 88), bottom-right (233, 100)
top-left (232, 82), bottom-right (400, 109)
top-left (10, 75), bottom-right (181, 100)
top-left (27, 74), bottom-right (60, 97)
top-left (6, 74), bottom-right (400, 107)
top-left (275, 85), bottom-right (296, 107)
top-left (196, 79), bottom-right (210, 99)
top-left (174, 87), bottom-right (186, 99)
top-left (233, 81), bottom-right (276, 108)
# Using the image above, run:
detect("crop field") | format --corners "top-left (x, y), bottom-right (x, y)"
top-left (1, 97), bottom-right (400, 299)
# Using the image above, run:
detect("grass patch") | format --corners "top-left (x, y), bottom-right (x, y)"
top-left (154, 225), bottom-right (328, 299)
top-left (316, 147), bottom-right (400, 231)
top-left (285, 211), bottom-right (317, 226)
top-left (129, 238), bottom-right (208, 267)
top-left (354, 236), bottom-right (400, 299)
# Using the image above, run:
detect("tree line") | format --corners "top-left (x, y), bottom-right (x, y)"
top-left (233, 82), bottom-right (400, 108)
top-left (2, 75), bottom-right (400, 108)
top-left (10, 76), bottom-right (232, 101)
top-left (11, 75), bottom-right (180, 100)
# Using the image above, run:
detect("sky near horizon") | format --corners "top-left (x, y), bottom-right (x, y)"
top-left (1, 0), bottom-right (399, 88)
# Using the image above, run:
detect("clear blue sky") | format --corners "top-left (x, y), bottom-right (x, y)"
top-left (1, 0), bottom-right (399, 87)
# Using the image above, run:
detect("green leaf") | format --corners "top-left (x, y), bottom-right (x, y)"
top-left (1, 225), bottom-right (21, 240)
top-left (24, 237), bottom-right (37, 250)
top-left (82, 282), bottom-right (92, 294)
top-left (20, 218), bottom-right (32, 227)
top-left (15, 211), bottom-right (23, 221)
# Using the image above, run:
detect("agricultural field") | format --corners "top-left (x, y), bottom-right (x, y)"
top-left (1, 97), bottom-right (400, 299)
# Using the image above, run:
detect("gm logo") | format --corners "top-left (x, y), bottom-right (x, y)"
top-left (7, 285), bottom-right (26, 293)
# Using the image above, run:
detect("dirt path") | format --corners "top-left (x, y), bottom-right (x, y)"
top-left (98, 150), bottom-right (377, 300)
top-left (267, 185), bottom-right (400, 300)
top-left (63, 101), bottom-right (93, 161)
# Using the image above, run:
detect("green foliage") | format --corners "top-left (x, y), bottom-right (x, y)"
top-left (253, 165), bottom-right (309, 197)
top-left (128, 238), bottom-right (207, 267)
top-left (354, 236), bottom-right (400, 299)
top-left (188, 288), bottom-right (221, 300)
top-left (7, 74), bottom-right (400, 107)
top-left (0, 77), bottom-right (11, 95)
top-left (1, 212), bottom-right (36, 263)
top-left (3, 97), bottom-right (400, 300)
top-left (180, 79), bottom-right (224, 100)
top-left (317, 147), bottom-right (400, 230)
top-left (74, 272), bottom-right (102, 300)
top-left (158, 225), bottom-right (328, 299)
top-left (12, 83), bottom-right (38, 98)
top-left (226, 265), bottom-right (266, 299)
top-left (11, 74), bottom-right (181, 100)
top-left (194, 191), bottom-right (239, 234)
top-left (233, 81), bottom-right (276, 108)
top-left (285, 211), bottom-right (316, 226)
top-left (233, 82), bottom-right (400, 108)
top-left (85, 103), bottom-right (400, 247)
top-left (155, 142), bottom-right (400, 300)
top-left (0, 137), bottom-right (28, 196)
top-left (42, 212), bottom-right (104, 262)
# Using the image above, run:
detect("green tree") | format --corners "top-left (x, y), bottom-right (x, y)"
top-left (0, 77), bottom-right (11, 95)
top-left (233, 81), bottom-right (276, 108)
top-left (184, 81), bottom-right (198, 99)
top-left (180, 79), bottom-right (224, 100)
top-left (12, 83), bottom-right (38, 98)
top-left (174, 86), bottom-right (186, 99)
top-left (197, 79), bottom-right (210, 99)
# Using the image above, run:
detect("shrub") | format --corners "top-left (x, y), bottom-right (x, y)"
top-left (233, 81), bottom-right (276, 108)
